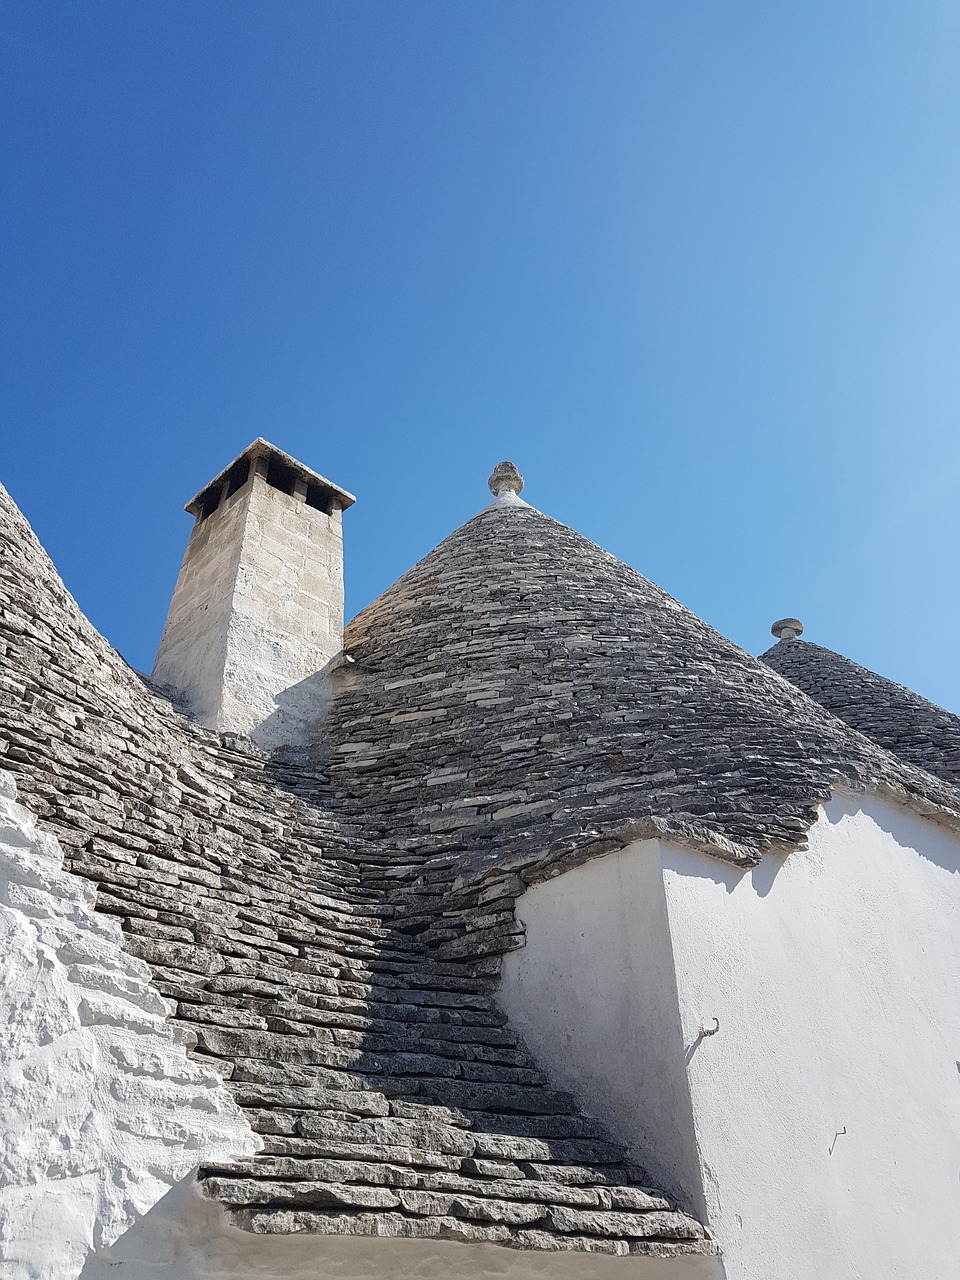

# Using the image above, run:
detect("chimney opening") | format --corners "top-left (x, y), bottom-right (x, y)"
top-left (265, 456), bottom-right (298, 497)
top-left (199, 488), bottom-right (222, 520)
top-left (196, 458), bottom-right (252, 521)
top-left (225, 458), bottom-right (251, 498)
top-left (305, 482), bottom-right (335, 514)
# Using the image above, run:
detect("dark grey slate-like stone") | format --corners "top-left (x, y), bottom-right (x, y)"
top-left (763, 636), bottom-right (960, 787)
top-left (7, 477), bottom-right (955, 1261)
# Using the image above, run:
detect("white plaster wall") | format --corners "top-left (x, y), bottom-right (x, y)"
top-left (660, 795), bottom-right (960, 1280)
top-left (153, 473), bottom-right (344, 747)
top-left (498, 840), bottom-right (706, 1218)
top-left (0, 770), bottom-right (259, 1280)
top-left (499, 795), bottom-right (960, 1280)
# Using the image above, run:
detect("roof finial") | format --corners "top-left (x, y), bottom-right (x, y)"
top-left (771, 617), bottom-right (803, 642)
top-left (488, 461), bottom-right (524, 498)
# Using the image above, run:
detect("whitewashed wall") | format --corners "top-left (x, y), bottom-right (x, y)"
top-left (499, 794), bottom-right (960, 1280)
top-left (497, 836), bottom-right (705, 1218)
top-left (0, 770), bottom-right (259, 1280)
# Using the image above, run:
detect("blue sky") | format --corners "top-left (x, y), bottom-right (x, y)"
top-left (3, 1), bottom-right (959, 709)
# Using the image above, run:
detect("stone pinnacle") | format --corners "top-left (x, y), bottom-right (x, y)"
top-left (771, 618), bottom-right (804, 642)
top-left (488, 462), bottom-right (524, 497)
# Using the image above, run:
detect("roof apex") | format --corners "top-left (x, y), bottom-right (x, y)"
top-left (771, 617), bottom-right (804, 641)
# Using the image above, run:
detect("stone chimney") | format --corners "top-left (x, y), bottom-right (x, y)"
top-left (152, 439), bottom-right (355, 747)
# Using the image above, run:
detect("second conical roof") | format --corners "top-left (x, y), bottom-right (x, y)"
top-left (763, 637), bottom-right (960, 787)
top-left (323, 499), bottom-right (960, 870)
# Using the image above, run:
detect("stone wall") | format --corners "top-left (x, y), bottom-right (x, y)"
top-left (151, 478), bottom-right (248, 725)
top-left (153, 468), bottom-right (345, 746)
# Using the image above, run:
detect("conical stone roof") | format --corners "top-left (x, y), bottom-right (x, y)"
top-left (0, 482), bottom-right (714, 1258)
top-left (323, 493), bottom-right (960, 902)
top-left (762, 636), bottom-right (960, 787)
top-left (3, 464), bottom-right (959, 1263)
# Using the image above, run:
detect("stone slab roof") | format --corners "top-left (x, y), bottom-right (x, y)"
top-left (0, 483), bottom-right (710, 1262)
top-left (318, 499), bottom-right (960, 958)
top-left (762, 636), bottom-right (960, 787)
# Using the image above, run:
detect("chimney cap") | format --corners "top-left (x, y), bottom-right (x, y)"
top-left (185, 438), bottom-right (356, 517)
top-left (771, 617), bottom-right (804, 642)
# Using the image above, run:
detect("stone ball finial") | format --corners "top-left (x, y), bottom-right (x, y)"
top-left (771, 617), bottom-right (804, 642)
top-left (488, 462), bottom-right (524, 498)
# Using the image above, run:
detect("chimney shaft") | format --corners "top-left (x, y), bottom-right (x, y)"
top-left (152, 439), bottom-right (355, 747)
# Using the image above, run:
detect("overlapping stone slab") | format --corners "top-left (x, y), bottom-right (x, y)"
top-left (763, 636), bottom-right (960, 786)
top-left (0, 483), bottom-right (712, 1260)
top-left (319, 501), bottom-right (960, 958)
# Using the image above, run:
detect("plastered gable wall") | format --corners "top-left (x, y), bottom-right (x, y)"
top-left (496, 838), bottom-right (706, 1221)
top-left (659, 794), bottom-right (960, 1280)
top-left (0, 769), bottom-right (259, 1280)
top-left (499, 796), bottom-right (960, 1280)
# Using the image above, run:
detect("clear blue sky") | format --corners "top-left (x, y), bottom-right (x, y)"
top-left (3, 2), bottom-right (959, 710)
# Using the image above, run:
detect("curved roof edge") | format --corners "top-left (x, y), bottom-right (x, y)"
top-left (323, 500), bottom-right (960, 957)
top-left (762, 637), bottom-right (960, 788)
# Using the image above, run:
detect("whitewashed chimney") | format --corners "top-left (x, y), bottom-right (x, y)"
top-left (152, 439), bottom-right (355, 747)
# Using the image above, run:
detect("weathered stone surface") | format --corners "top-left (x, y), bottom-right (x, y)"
top-left (598, 1185), bottom-right (674, 1212)
top-left (201, 1177), bottom-right (401, 1210)
top-left (398, 1190), bottom-right (547, 1225)
top-left (763, 636), bottom-right (960, 787)
top-left (416, 1172), bottom-right (602, 1207)
top-left (511, 1230), bottom-right (630, 1256)
top-left (202, 1156), bottom-right (419, 1186)
top-left (549, 1205), bottom-right (707, 1240)
top-left (0, 480), bottom-right (733, 1260)
top-left (232, 1209), bottom-right (444, 1238)
top-left (321, 499), bottom-right (960, 931)
top-left (292, 1116), bottom-right (477, 1157)
top-left (512, 1229), bottom-right (717, 1258)
top-left (462, 1156), bottom-right (523, 1179)
top-left (437, 1218), bottom-right (513, 1243)
top-left (228, 1084), bottom-right (390, 1117)
top-left (469, 1133), bottom-right (552, 1161)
